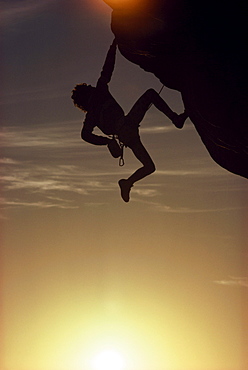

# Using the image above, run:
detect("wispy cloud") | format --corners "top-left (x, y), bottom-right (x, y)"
top-left (1, 123), bottom-right (81, 148)
top-left (0, 0), bottom-right (56, 24)
top-left (1, 199), bottom-right (78, 210)
top-left (0, 157), bottom-right (18, 165)
top-left (156, 205), bottom-right (246, 214)
top-left (140, 122), bottom-right (193, 134)
top-left (131, 198), bottom-right (246, 214)
top-left (0, 154), bottom-right (119, 210)
top-left (132, 188), bottom-right (160, 197)
top-left (214, 277), bottom-right (248, 288)
top-left (156, 169), bottom-right (217, 177)
top-left (1, 162), bottom-right (94, 194)
top-left (0, 84), bottom-right (68, 105)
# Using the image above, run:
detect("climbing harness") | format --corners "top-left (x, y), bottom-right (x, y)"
top-left (108, 135), bottom-right (125, 166)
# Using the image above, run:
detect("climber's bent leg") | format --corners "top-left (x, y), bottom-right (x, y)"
top-left (126, 88), bottom-right (187, 129)
top-left (126, 89), bottom-right (174, 125)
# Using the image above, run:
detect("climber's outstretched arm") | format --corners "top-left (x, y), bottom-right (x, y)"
top-left (97, 39), bottom-right (117, 85)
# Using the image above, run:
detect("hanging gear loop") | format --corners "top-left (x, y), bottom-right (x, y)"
top-left (118, 141), bottom-right (125, 166)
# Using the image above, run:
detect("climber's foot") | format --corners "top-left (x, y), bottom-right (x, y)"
top-left (118, 179), bottom-right (133, 203)
top-left (172, 111), bottom-right (188, 129)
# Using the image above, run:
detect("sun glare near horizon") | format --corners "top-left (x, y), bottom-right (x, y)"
top-left (91, 349), bottom-right (126, 370)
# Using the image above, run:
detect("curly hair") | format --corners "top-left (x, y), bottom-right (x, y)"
top-left (71, 83), bottom-right (93, 112)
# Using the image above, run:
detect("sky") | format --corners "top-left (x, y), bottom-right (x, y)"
top-left (0, 1), bottom-right (248, 370)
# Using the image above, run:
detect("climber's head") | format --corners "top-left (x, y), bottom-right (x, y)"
top-left (71, 83), bottom-right (94, 112)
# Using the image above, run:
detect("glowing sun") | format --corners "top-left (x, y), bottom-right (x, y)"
top-left (91, 349), bottom-right (126, 370)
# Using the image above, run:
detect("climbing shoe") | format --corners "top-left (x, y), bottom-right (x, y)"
top-left (118, 179), bottom-right (132, 202)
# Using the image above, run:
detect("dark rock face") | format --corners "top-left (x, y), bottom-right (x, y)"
top-left (104, 0), bottom-right (248, 178)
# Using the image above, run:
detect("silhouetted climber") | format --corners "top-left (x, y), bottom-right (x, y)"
top-left (71, 39), bottom-right (188, 202)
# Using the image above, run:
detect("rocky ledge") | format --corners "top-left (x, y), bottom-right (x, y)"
top-left (104, 0), bottom-right (248, 178)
